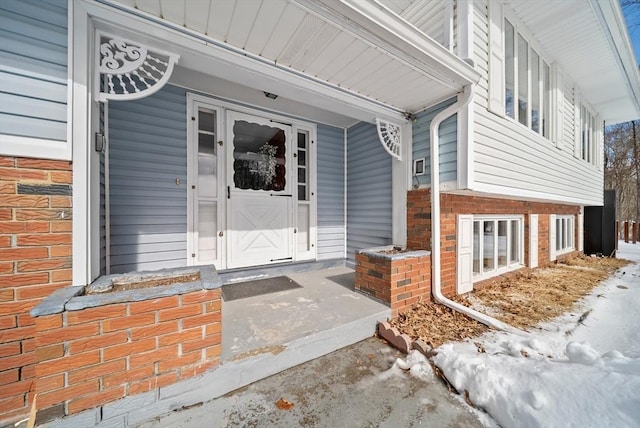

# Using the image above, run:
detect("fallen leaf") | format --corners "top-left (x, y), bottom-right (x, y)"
top-left (275, 398), bottom-right (294, 410)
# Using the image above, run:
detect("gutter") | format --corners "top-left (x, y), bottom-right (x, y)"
top-left (429, 85), bottom-right (521, 333)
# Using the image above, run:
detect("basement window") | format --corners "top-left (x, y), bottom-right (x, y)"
top-left (472, 216), bottom-right (523, 280)
top-left (555, 215), bottom-right (575, 254)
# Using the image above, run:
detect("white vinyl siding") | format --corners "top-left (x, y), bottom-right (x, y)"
top-left (472, 0), bottom-right (603, 206)
top-left (0, 0), bottom-right (69, 159)
top-left (346, 122), bottom-right (392, 264)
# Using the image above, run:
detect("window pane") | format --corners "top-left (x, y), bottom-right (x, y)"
top-left (198, 111), bottom-right (215, 133)
top-left (510, 220), bottom-right (520, 263)
top-left (298, 168), bottom-right (306, 184)
top-left (498, 220), bottom-right (508, 267)
top-left (298, 184), bottom-right (306, 201)
top-left (556, 218), bottom-right (561, 251)
top-left (561, 219), bottom-right (567, 249)
top-left (198, 155), bottom-right (217, 198)
top-left (198, 201), bottom-right (217, 261)
top-left (517, 34), bottom-right (528, 126)
top-left (473, 221), bottom-right (480, 274)
top-left (505, 20), bottom-right (515, 119)
top-left (198, 133), bottom-right (216, 156)
top-left (543, 62), bottom-right (550, 138)
top-left (298, 149), bottom-right (306, 166)
top-left (531, 50), bottom-right (540, 133)
top-left (297, 132), bottom-right (307, 149)
top-left (483, 221), bottom-right (495, 271)
top-left (232, 120), bottom-right (286, 191)
top-left (581, 106), bottom-right (587, 160)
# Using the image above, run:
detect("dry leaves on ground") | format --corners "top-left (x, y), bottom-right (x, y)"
top-left (390, 256), bottom-right (630, 348)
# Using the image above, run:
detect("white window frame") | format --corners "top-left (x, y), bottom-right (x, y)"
top-left (471, 214), bottom-right (524, 282)
top-left (579, 103), bottom-right (599, 166)
top-left (502, 16), bottom-right (551, 140)
top-left (554, 215), bottom-right (575, 256)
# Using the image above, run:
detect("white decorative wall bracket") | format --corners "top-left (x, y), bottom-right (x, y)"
top-left (95, 33), bottom-right (179, 102)
top-left (375, 118), bottom-right (402, 160)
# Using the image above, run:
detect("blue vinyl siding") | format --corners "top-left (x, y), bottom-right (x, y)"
top-left (108, 85), bottom-right (188, 273)
top-left (413, 98), bottom-right (458, 186)
top-left (317, 124), bottom-right (346, 260)
top-left (0, 0), bottom-right (68, 141)
top-left (346, 122), bottom-right (392, 264)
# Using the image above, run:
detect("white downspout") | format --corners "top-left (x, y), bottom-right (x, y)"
top-left (430, 85), bottom-right (519, 333)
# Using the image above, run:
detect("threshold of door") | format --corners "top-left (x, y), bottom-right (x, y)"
top-left (218, 258), bottom-right (345, 285)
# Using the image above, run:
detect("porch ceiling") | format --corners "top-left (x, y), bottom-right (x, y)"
top-left (107, 0), bottom-right (479, 117)
top-left (504, 0), bottom-right (640, 124)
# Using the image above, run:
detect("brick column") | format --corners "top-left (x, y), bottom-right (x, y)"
top-left (0, 157), bottom-right (72, 424)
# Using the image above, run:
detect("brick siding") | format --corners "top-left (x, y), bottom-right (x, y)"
top-left (33, 290), bottom-right (221, 423)
top-left (0, 156), bottom-right (72, 423)
top-left (407, 189), bottom-right (580, 297)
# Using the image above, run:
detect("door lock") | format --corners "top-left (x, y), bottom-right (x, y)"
top-left (218, 231), bottom-right (224, 237)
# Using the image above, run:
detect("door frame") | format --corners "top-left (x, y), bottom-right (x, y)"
top-left (186, 93), bottom-right (318, 269)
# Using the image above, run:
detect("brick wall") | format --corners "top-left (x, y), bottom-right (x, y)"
top-left (0, 156), bottom-right (72, 423)
top-left (355, 249), bottom-right (431, 315)
top-left (407, 189), bottom-right (580, 296)
top-left (33, 289), bottom-right (222, 423)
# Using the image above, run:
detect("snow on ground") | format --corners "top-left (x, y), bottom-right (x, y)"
top-left (398, 242), bottom-right (640, 428)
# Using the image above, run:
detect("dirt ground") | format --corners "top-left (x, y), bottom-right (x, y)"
top-left (390, 255), bottom-right (630, 349)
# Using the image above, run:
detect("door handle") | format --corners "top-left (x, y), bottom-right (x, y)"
top-left (270, 194), bottom-right (292, 197)
top-left (227, 186), bottom-right (230, 199)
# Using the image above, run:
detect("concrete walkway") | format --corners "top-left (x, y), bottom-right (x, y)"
top-left (140, 337), bottom-right (485, 428)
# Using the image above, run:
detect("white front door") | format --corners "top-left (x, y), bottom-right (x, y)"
top-left (226, 111), bottom-right (294, 268)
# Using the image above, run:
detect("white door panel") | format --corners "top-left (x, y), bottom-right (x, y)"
top-left (530, 214), bottom-right (538, 268)
top-left (457, 215), bottom-right (474, 294)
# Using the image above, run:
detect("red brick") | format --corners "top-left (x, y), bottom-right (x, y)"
top-left (181, 313), bottom-right (219, 330)
top-left (158, 327), bottom-right (202, 347)
top-left (50, 245), bottom-right (71, 257)
top-left (68, 331), bottom-right (128, 355)
top-left (50, 196), bottom-right (71, 208)
top-left (37, 379), bottom-right (100, 409)
top-left (102, 312), bottom-right (156, 333)
top-left (205, 322), bottom-right (221, 336)
top-left (35, 344), bottom-right (64, 362)
top-left (68, 387), bottom-right (125, 415)
top-left (0, 287), bottom-right (14, 301)
top-left (37, 374), bottom-right (65, 392)
top-left (17, 233), bottom-right (71, 246)
top-left (157, 351), bottom-right (202, 373)
top-left (66, 304), bottom-right (127, 325)
top-left (0, 247), bottom-right (48, 261)
top-left (35, 314), bottom-right (63, 331)
top-left (0, 395), bottom-right (25, 417)
top-left (37, 351), bottom-right (101, 378)
top-left (103, 365), bottom-right (155, 389)
top-left (0, 325), bottom-right (34, 344)
top-left (50, 221), bottom-right (71, 232)
top-left (130, 320), bottom-right (178, 341)
top-left (16, 282), bottom-right (69, 300)
top-left (0, 380), bottom-right (34, 400)
top-left (128, 373), bottom-right (178, 395)
top-left (0, 209), bottom-right (11, 221)
top-left (36, 323), bottom-right (99, 347)
top-left (16, 159), bottom-right (71, 171)
top-left (102, 338), bottom-right (156, 361)
top-left (0, 352), bottom-right (34, 372)
top-left (0, 368), bottom-right (19, 386)
top-left (15, 209), bottom-right (64, 221)
top-left (0, 221), bottom-right (49, 233)
top-left (0, 272), bottom-right (49, 287)
top-left (204, 299), bottom-right (221, 313)
top-left (49, 171), bottom-right (72, 183)
top-left (17, 258), bottom-right (71, 272)
top-left (0, 182), bottom-right (15, 193)
top-left (129, 345), bottom-right (178, 368)
top-left (158, 303), bottom-right (202, 322)
top-left (128, 296), bottom-right (179, 314)
top-left (181, 290), bottom-right (218, 305)
top-left (0, 342), bottom-right (21, 358)
top-left (205, 345), bottom-right (221, 360)
top-left (51, 269), bottom-right (71, 282)
top-left (0, 167), bottom-right (47, 181)
top-left (181, 333), bottom-right (221, 354)
top-left (67, 358), bottom-right (126, 385)
top-left (1, 195), bottom-right (49, 208)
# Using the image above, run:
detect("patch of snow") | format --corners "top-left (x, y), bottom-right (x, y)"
top-left (427, 242), bottom-right (640, 427)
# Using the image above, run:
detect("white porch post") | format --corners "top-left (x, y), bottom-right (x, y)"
top-left (72, 1), bottom-right (93, 285)
top-left (391, 122), bottom-right (412, 246)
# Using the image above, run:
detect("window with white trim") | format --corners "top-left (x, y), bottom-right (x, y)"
top-left (555, 215), bottom-right (575, 254)
top-left (472, 216), bottom-right (524, 279)
top-left (580, 105), bottom-right (598, 165)
top-left (504, 18), bottom-right (551, 138)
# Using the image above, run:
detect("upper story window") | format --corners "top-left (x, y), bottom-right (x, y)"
top-left (504, 19), bottom-right (550, 138)
top-left (580, 105), bottom-right (598, 166)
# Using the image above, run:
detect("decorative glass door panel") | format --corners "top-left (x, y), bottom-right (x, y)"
top-left (227, 111), bottom-right (293, 268)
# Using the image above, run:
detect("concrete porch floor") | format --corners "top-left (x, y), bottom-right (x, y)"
top-left (221, 266), bottom-right (391, 361)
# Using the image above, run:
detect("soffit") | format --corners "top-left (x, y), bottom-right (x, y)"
top-left (108, 0), bottom-right (475, 116)
top-left (505, 0), bottom-right (640, 124)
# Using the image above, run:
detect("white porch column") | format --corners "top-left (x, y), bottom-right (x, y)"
top-left (392, 122), bottom-right (412, 246)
